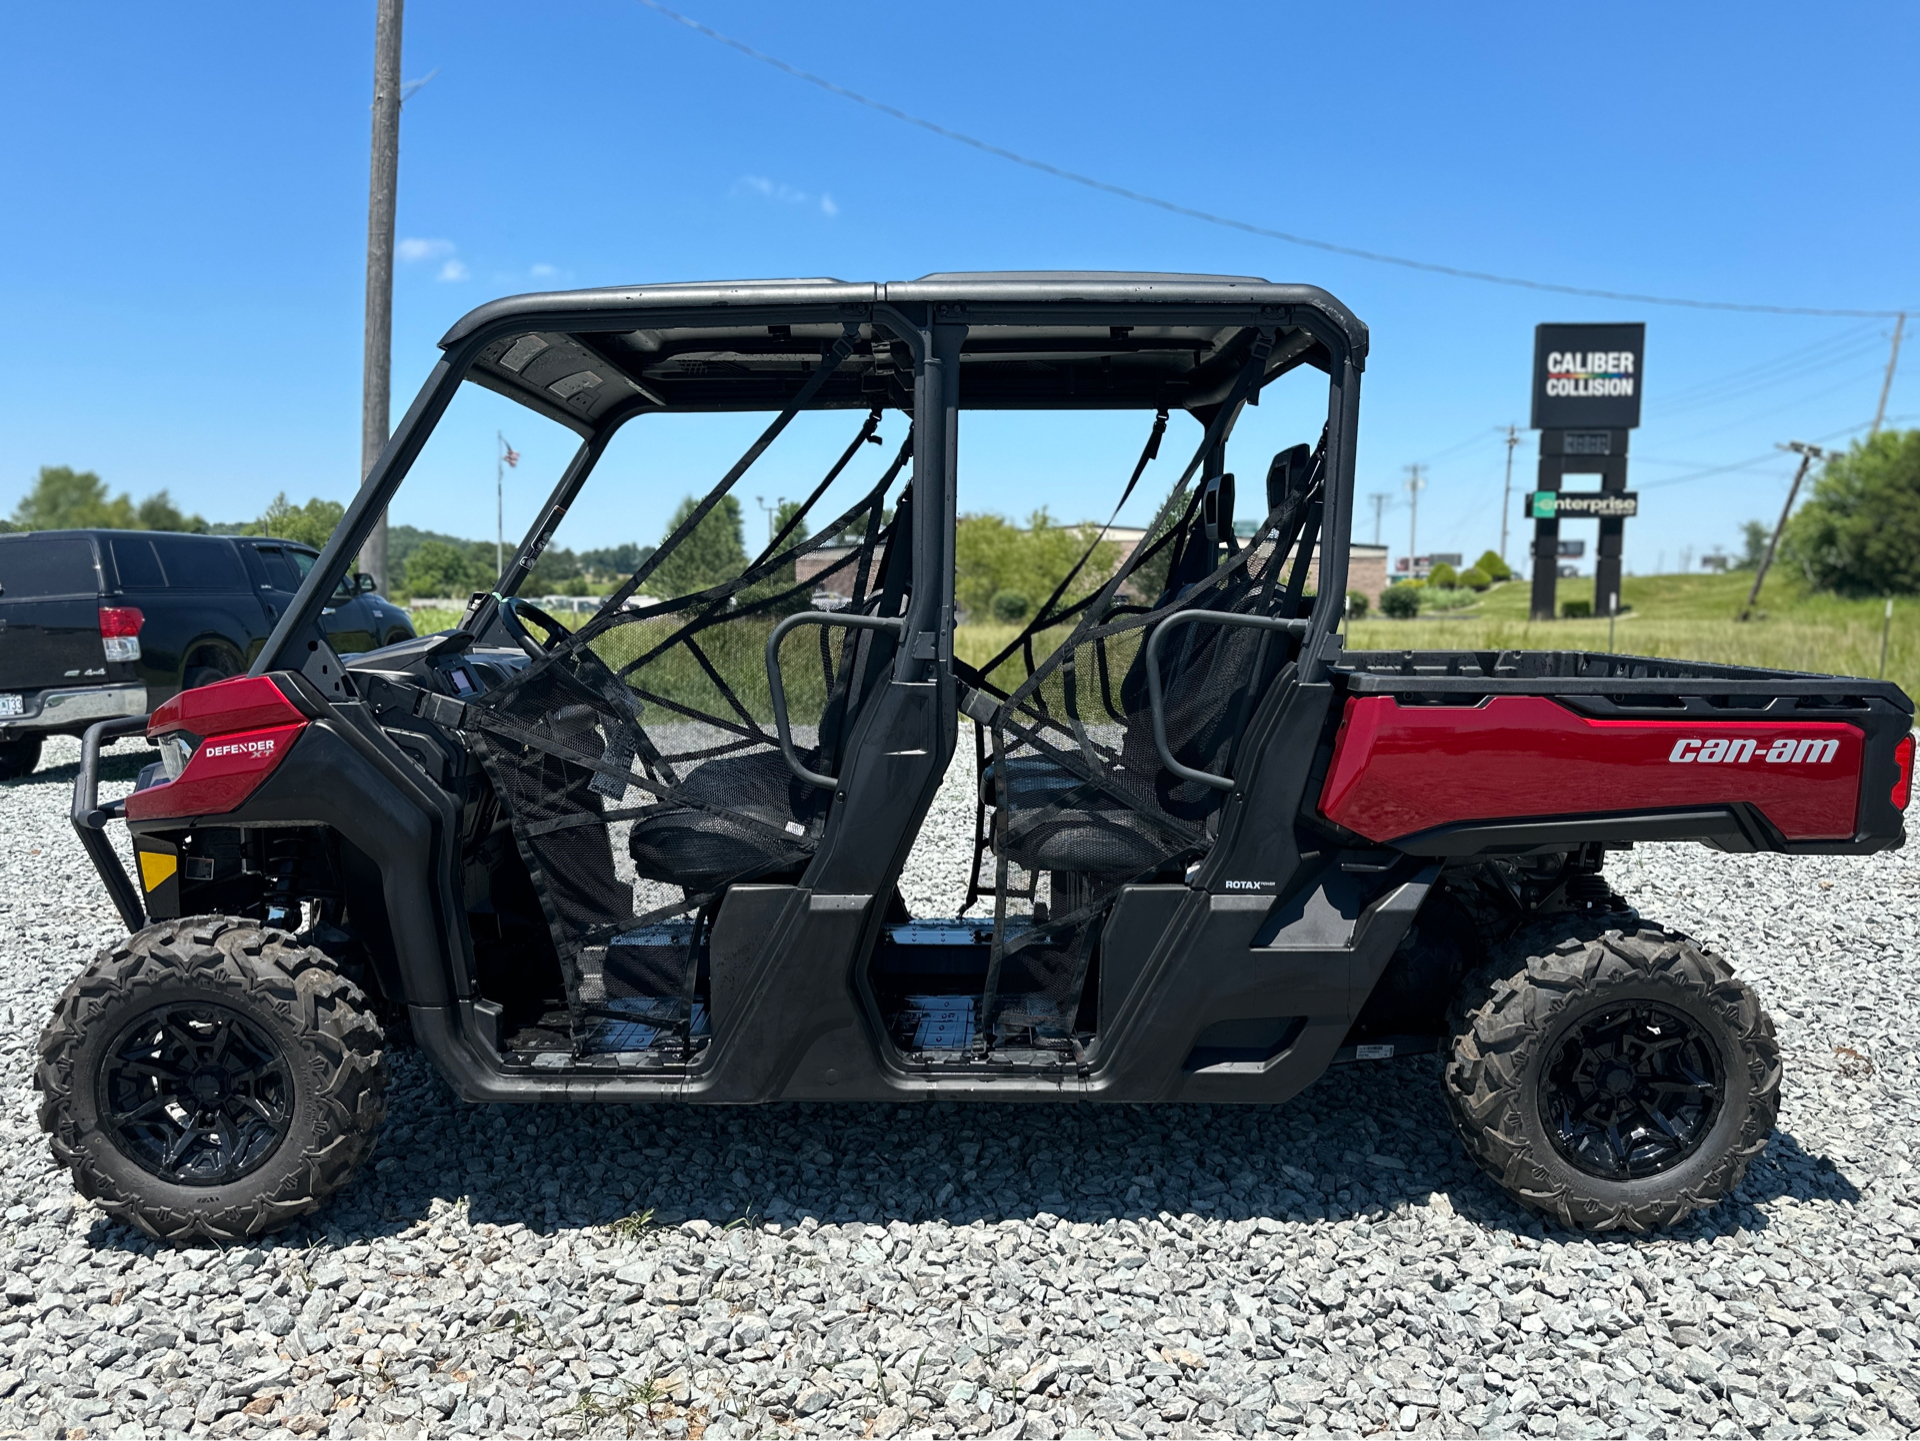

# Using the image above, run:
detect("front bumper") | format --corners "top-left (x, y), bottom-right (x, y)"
top-left (0, 682), bottom-right (148, 737)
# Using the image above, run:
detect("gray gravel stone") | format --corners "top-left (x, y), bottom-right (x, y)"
top-left (1, 732), bottom-right (1917, 1438)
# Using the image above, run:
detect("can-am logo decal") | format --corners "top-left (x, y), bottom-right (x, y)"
top-left (1668, 737), bottom-right (1838, 765)
top-left (202, 737), bottom-right (278, 760)
top-left (1545, 351), bottom-right (1636, 399)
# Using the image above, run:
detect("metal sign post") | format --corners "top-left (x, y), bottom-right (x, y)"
top-left (1527, 323), bottom-right (1645, 621)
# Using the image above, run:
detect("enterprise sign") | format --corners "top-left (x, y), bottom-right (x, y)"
top-left (1532, 323), bottom-right (1646, 429)
top-left (1526, 491), bottom-right (1639, 520)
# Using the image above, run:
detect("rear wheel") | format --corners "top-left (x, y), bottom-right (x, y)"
top-left (0, 736), bottom-right (42, 780)
top-left (1443, 918), bottom-right (1779, 1231)
top-left (182, 647), bottom-right (241, 691)
top-left (36, 917), bottom-right (386, 1243)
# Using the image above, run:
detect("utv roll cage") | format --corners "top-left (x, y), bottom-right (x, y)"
top-left (251, 273), bottom-right (1370, 1090)
top-left (271, 274), bottom-right (1361, 667)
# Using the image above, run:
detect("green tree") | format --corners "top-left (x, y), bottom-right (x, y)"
top-left (246, 493), bottom-right (345, 551)
top-left (1427, 561), bottom-right (1458, 588)
top-left (406, 540), bottom-right (488, 599)
top-left (1734, 519), bottom-right (1770, 570)
top-left (12, 467), bottom-right (212, 532)
top-left (1783, 430), bottom-right (1920, 596)
top-left (646, 494), bottom-right (747, 599)
top-left (135, 491), bottom-right (208, 532)
top-left (1459, 565), bottom-right (1492, 591)
top-left (1472, 549), bottom-right (1511, 581)
top-left (12, 466), bottom-right (135, 529)
top-left (955, 509), bottom-right (1116, 624)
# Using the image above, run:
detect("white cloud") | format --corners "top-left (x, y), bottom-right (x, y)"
top-left (733, 175), bottom-right (838, 218)
top-left (437, 258), bottom-right (470, 282)
top-left (397, 237), bottom-right (455, 263)
top-left (529, 263), bottom-right (558, 279)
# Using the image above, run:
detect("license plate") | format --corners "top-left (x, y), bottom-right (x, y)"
top-left (0, 693), bottom-right (21, 717)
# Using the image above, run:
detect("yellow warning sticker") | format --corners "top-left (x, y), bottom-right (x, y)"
top-left (137, 850), bottom-right (178, 893)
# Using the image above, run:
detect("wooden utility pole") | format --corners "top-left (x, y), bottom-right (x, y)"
top-left (1367, 491), bottom-right (1390, 546)
top-left (1498, 424), bottom-right (1519, 571)
top-left (1404, 464), bottom-right (1426, 569)
top-left (1871, 313), bottom-right (1905, 437)
top-left (360, 0), bottom-right (404, 593)
top-left (1739, 440), bottom-right (1831, 622)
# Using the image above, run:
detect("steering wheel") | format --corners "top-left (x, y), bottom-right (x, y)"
top-left (497, 596), bottom-right (572, 661)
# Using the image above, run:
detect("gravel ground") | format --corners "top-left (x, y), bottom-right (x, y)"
top-left (1, 732), bottom-right (1917, 1439)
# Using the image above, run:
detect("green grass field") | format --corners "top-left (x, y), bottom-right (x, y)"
top-left (410, 571), bottom-right (1917, 704)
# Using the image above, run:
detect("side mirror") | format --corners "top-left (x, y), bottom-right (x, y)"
top-left (355, 573), bottom-right (378, 595)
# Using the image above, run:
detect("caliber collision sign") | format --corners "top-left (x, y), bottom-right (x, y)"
top-left (1531, 323), bottom-right (1646, 430)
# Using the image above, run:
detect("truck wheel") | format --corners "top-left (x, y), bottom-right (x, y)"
top-left (1443, 919), bottom-right (1779, 1232)
top-left (36, 917), bottom-right (386, 1244)
top-left (0, 737), bottom-right (42, 780)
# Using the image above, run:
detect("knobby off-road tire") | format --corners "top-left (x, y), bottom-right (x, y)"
top-left (36, 916), bottom-right (386, 1243)
top-left (1443, 917), bottom-right (1780, 1232)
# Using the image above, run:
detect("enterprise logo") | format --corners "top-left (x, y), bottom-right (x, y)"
top-left (203, 737), bottom-right (278, 760)
top-left (1668, 737), bottom-right (1838, 765)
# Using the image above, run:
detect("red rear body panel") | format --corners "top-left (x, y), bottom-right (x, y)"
top-left (127, 675), bottom-right (308, 823)
top-left (1319, 695), bottom-right (1865, 843)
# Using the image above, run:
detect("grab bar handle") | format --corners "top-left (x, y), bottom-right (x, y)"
top-left (1145, 612), bottom-right (1311, 792)
top-left (71, 714), bottom-right (153, 932)
top-left (765, 611), bottom-right (908, 789)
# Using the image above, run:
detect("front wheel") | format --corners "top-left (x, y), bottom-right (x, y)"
top-left (0, 736), bottom-right (42, 780)
top-left (1443, 919), bottom-right (1780, 1232)
top-left (36, 917), bottom-right (386, 1243)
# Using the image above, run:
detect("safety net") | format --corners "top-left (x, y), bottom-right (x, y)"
top-left (449, 342), bottom-right (916, 1052)
top-left (946, 329), bottom-right (1328, 1055)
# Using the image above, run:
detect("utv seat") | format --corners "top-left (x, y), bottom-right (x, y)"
top-left (627, 748), bottom-right (821, 893)
top-left (984, 451), bottom-right (1313, 880)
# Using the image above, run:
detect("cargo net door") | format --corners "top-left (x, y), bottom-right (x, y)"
top-left (949, 409), bottom-right (1327, 1061)
top-left (460, 407), bottom-right (913, 1056)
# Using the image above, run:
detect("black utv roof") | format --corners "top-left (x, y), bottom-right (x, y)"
top-left (440, 272), bottom-right (1367, 431)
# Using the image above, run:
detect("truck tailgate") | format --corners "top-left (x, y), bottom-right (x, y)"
top-left (0, 536), bottom-right (104, 691)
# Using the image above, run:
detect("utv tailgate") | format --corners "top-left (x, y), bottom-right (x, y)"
top-left (1322, 650), bottom-right (1912, 855)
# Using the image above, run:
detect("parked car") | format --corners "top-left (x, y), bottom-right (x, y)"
top-left (0, 529), bottom-right (412, 778)
top-left (43, 274), bottom-right (1912, 1244)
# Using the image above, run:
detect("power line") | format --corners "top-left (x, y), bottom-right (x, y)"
top-left (636, 0), bottom-right (1913, 320)
top-left (1639, 413), bottom-right (1904, 490)
top-left (1651, 321), bottom-right (1882, 409)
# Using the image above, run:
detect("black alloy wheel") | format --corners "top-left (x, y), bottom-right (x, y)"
top-left (1539, 1000), bottom-right (1723, 1180)
top-left (100, 1002), bottom-right (295, 1185)
top-left (1444, 917), bottom-right (1780, 1231)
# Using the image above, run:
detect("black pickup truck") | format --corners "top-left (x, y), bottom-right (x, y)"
top-left (0, 529), bottom-right (413, 778)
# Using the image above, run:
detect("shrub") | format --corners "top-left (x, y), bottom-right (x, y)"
top-left (1420, 586), bottom-right (1480, 612)
top-left (1562, 598), bottom-right (1593, 619)
top-left (1380, 585), bottom-right (1421, 619)
top-left (1345, 590), bottom-right (1369, 619)
top-left (1459, 566), bottom-right (1492, 591)
top-left (990, 589), bottom-right (1031, 623)
top-left (1782, 428), bottom-right (1920, 596)
top-left (1472, 549), bottom-right (1511, 581)
top-left (1427, 561), bottom-right (1458, 588)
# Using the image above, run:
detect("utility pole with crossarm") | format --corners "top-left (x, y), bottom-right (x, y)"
top-left (1738, 440), bottom-right (1832, 622)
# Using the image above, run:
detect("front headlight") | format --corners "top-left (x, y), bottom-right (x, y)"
top-left (157, 731), bottom-right (199, 781)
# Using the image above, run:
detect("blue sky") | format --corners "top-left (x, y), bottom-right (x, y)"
top-left (2, 1), bottom-right (1914, 576)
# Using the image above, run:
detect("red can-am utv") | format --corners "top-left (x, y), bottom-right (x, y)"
top-left (43, 275), bottom-right (1913, 1243)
